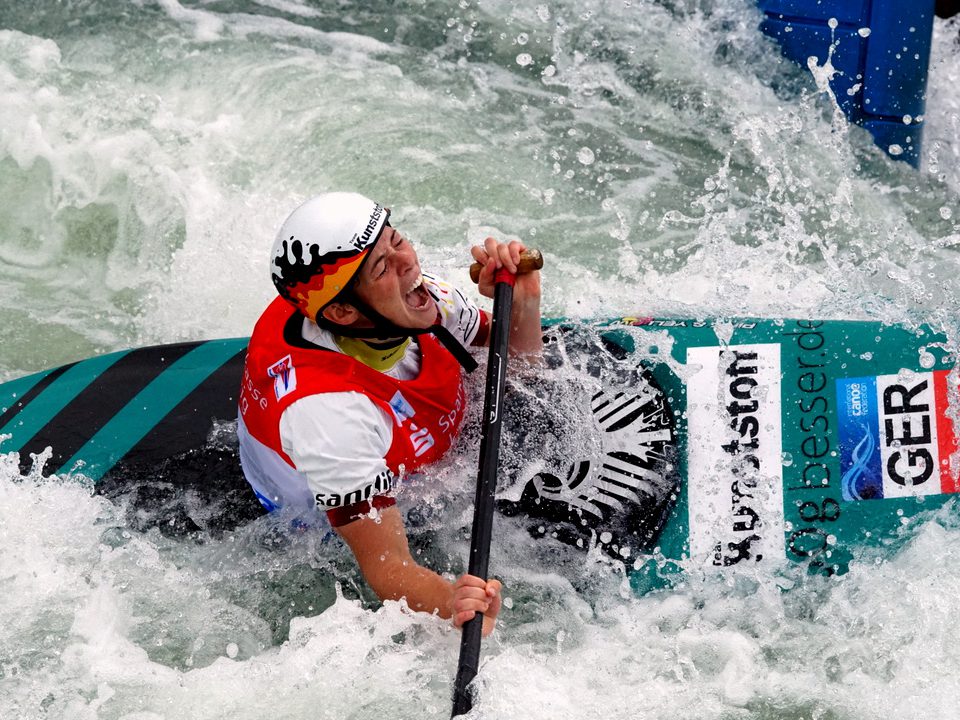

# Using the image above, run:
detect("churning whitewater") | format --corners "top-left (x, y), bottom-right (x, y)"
top-left (1, 1), bottom-right (959, 719)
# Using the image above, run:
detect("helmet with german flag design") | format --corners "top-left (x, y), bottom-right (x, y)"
top-left (270, 192), bottom-right (390, 321)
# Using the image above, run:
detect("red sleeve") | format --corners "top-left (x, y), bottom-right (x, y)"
top-left (472, 309), bottom-right (491, 347)
top-left (326, 494), bottom-right (397, 527)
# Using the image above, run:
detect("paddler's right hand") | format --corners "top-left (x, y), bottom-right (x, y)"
top-left (452, 574), bottom-right (503, 637)
top-left (470, 237), bottom-right (543, 358)
top-left (470, 237), bottom-right (541, 302)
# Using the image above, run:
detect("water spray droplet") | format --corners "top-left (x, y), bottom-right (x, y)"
top-left (858, 27), bottom-right (872, 37)
top-left (940, 206), bottom-right (953, 220)
top-left (827, 17), bottom-right (838, 29)
top-left (226, 642), bottom-right (239, 659)
top-left (516, 32), bottom-right (529, 45)
top-left (516, 53), bottom-right (533, 67)
top-left (902, 114), bottom-right (913, 125)
top-left (888, 144), bottom-right (904, 156)
top-left (577, 147), bottom-right (595, 165)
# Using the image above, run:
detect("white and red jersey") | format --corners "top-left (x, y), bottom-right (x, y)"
top-left (238, 273), bottom-right (486, 525)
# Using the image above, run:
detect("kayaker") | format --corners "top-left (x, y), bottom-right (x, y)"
top-left (237, 192), bottom-right (542, 636)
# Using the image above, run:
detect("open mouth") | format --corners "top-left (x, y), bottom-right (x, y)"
top-left (404, 275), bottom-right (431, 310)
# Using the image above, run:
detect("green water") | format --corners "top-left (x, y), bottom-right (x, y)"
top-left (1, 2), bottom-right (959, 719)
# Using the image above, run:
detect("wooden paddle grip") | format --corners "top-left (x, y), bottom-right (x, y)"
top-left (469, 248), bottom-right (543, 284)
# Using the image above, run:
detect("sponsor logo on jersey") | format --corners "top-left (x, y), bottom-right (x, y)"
top-left (388, 390), bottom-right (436, 458)
top-left (315, 469), bottom-right (394, 508)
top-left (407, 423), bottom-right (436, 457)
top-left (267, 355), bottom-right (297, 400)
top-left (388, 390), bottom-right (416, 424)
top-left (240, 365), bottom-right (270, 416)
top-left (837, 370), bottom-right (959, 500)
top-left (686, 344), bottom-right (785, 568)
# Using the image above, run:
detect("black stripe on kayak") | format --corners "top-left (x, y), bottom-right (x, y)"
top-left (93, 347), bottom-right (260, 537)
top-left (0, 363), bottom-right (75, 432)
top-left (111, 347), bottom-right (246, 471)
top-left (18, 343), bottom-right (197, 475)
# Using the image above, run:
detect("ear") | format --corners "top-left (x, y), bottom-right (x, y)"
top-left (320, 302), bottom-right (361, 326)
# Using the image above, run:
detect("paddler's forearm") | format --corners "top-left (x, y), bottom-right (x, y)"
top-left (336, 506), bottom-right (499, 635)
top-left (336, 505), bottom-right (455, 619)
top-left (363, 559), bottom-right (498, 636)
top-left (364, 555), bottom-right (456, 617)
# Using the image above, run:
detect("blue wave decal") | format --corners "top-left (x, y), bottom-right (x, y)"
top-left (836, 376), bottom-right (883, 502)
top-left (841, 424), bottom-right (877, 502)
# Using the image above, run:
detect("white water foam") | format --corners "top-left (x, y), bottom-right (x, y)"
top-left (4, 457), bottom-right (960, 719)
top-left (2, 2), bottom-right (960, 719)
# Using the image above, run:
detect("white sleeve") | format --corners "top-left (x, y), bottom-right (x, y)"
top-left (279, 392), bottom-right (396, 506)
top-left (423, 272), bottom-right (485, 346)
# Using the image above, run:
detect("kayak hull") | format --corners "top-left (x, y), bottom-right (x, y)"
top-left (2, 316), bottom-right (956, 587)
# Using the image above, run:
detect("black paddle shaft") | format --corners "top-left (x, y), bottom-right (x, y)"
top-left (451, 272), bottom-right (515, 717)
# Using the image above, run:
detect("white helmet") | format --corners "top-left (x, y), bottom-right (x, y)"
top-left (270, 192), bottom-right (390, 321)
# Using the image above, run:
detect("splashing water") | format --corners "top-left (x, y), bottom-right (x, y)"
top-left (1, 1), bottom-right (960, 718)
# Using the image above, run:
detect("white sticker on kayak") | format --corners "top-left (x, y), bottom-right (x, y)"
top-left (686, 344), bottom-right (784, 569)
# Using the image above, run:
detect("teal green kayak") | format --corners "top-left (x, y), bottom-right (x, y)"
top-left (2, 316), bottom-right (956, 589)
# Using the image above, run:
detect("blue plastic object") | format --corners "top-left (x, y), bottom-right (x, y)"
top-left (758, 0), bottom-right (936, 166)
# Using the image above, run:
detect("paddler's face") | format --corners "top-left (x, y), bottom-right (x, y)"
top-left (351, 224), bottom-right (437, 329)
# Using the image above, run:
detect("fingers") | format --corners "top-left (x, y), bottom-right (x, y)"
top-left (472, 237), bottom-right (526, 275)
top-left (451, 575), bottom-right (503, 628)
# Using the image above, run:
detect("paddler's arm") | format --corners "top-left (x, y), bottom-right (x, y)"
top-left (335, 505), bottom-right (503, 636)
top-left (470, 238), bottom-right (542, 359)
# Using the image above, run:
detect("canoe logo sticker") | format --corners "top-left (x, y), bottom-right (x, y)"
top-left (498, 340), bottom-right (679, 561)
top-left (837, 370), bottom-right (960, 500)
top-left (267, 355), bottom-right (297, 400)
top-left (685, 344), bottom-right (785, 568)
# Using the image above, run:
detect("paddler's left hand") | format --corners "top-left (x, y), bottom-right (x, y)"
top-left (452, 574), bottom-right (502, 637)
